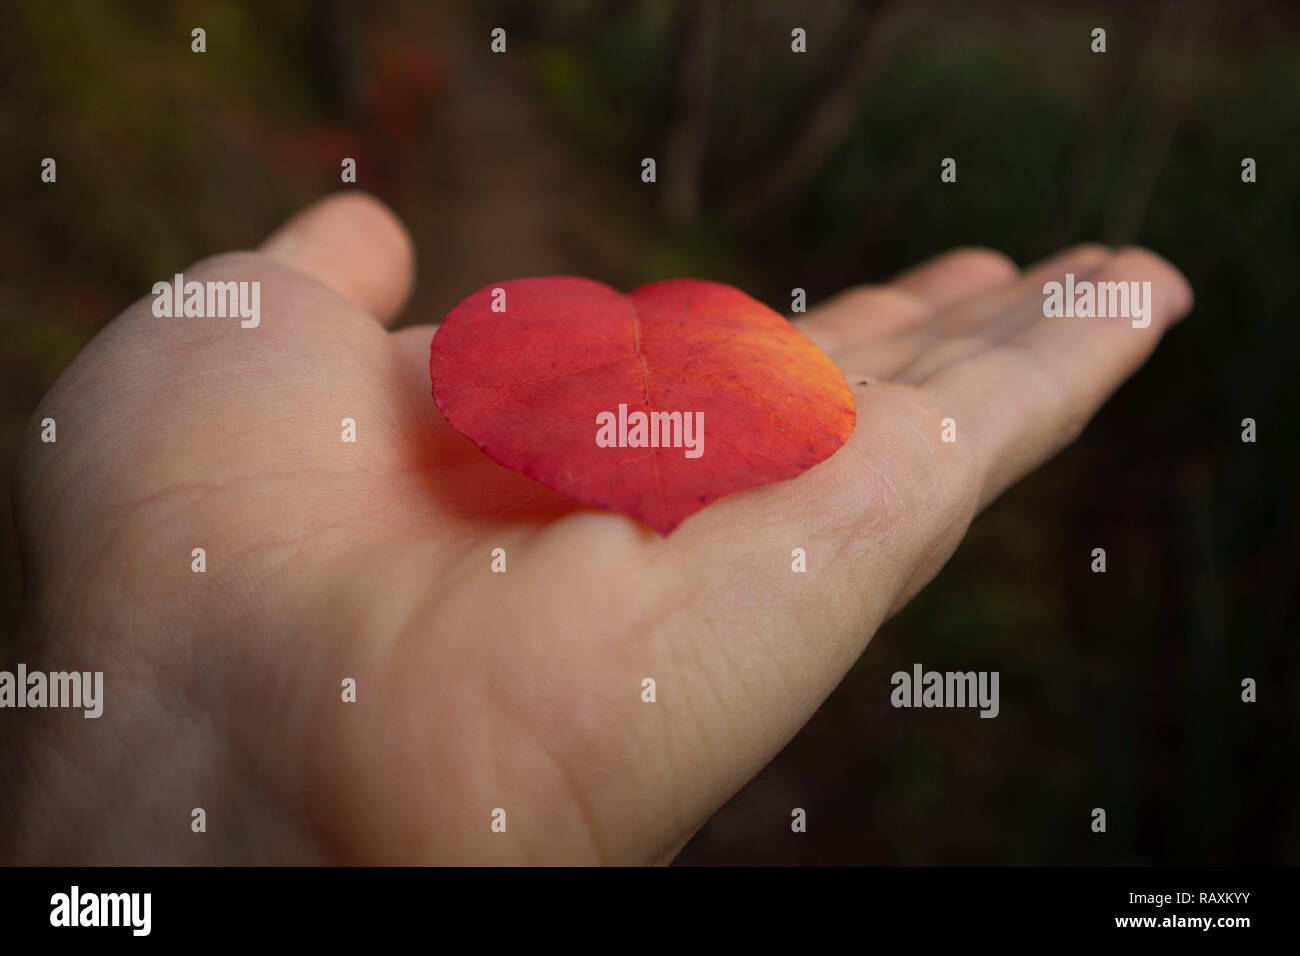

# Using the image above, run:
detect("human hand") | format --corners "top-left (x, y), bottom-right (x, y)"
top-left (1, 193), bottom-right (1192, 864)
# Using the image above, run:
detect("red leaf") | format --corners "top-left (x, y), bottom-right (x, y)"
top-left (430, 278), bottom-right (856, 534)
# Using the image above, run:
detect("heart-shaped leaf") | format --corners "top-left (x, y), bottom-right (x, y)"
top-left (430, 277), bottom-right (855, 534)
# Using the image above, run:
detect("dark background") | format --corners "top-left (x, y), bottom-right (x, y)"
top-left (1, 0), bottom-right (1296, 864)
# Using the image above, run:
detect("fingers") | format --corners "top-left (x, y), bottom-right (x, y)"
top-left (795, 286), bottom-right (931, 372)
top-left (795, 247), bottom-right (1019, 358)
top-left (862, 244), bottom-right (1113, 384)
top-left (889, 246), bottom-right (1019, 310)
top-left (922, 246), bottom-right (1194, 509)
top-left (912, 244), bottom-right (1113, 344)
top-left (260, 192), bottom-right (416, 324)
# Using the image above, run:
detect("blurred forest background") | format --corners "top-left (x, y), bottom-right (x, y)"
top-left (1, 0), bottom-right (1297, 864)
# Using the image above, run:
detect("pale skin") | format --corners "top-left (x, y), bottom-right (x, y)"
top-left (1, 193), bottom-right (1192, 864)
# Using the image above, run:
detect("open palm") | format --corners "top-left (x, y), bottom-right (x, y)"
top-left (3, 194), bottom-right (1191, 864)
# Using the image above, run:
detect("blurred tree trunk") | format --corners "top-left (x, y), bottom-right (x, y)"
top-left (662, 0), bottom-right (723, 225)
top-left (722, 1), bottom-right (917, 228)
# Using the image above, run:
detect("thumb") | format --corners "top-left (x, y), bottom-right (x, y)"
top-left (260, 192), bottom-right (416, 325)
